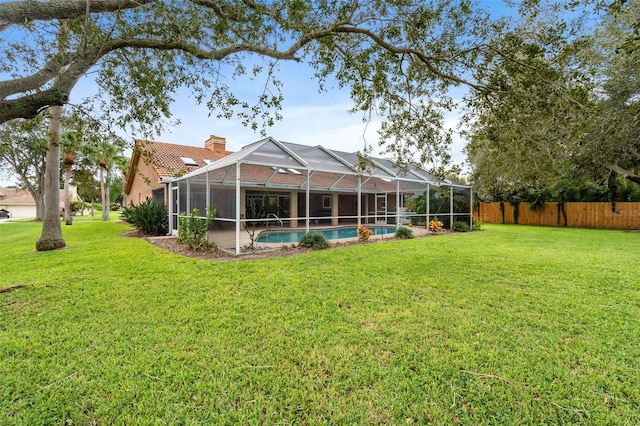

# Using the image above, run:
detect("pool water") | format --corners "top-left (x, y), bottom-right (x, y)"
top-left (256, 226), bottom-right (396, 244)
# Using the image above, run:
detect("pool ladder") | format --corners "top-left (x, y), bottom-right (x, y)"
top-left (267, 213), bottom-right (283, 227)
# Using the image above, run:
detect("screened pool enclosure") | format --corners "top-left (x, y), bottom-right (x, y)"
top-left (169, 137), bottom-right (472, 253)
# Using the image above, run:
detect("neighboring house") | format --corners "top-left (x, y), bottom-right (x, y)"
top-left (0, 186), bottom-right (80, 219)
top-left (123, 135), bottom-right (232, 207)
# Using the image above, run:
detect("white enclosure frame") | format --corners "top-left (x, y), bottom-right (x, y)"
top-left (169, 137), bottom-right (472, 254)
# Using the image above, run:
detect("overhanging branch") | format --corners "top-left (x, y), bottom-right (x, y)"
top-left (334, 26), bottom-right (490, 92)
top-left (0, 0), bottom-right (154, 30)
top-left (608, 164), bottom-right (640, 185)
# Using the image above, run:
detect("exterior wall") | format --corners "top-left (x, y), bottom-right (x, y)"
top-left (289, 191), bottom-right (298, 228)
top-left (126, 159), bottom-right (164, 206)
top-left (0, 204), bottom-right (34, 219)
top-left (308, 192), bottom-right (332, 222)
top-left (475, 201), bottom-right (640, 230)
top-left (0, 187), bottom-right (79, 219)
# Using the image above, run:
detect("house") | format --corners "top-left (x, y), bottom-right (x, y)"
top-left (123, 135), bottom-right (232, 207)
top-left (0, 186), bottom-right (80, 219)
top-left (168, 136), bottom-right (472, 253)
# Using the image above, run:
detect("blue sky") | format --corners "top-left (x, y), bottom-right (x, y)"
top-left (1, 54), bottom-right (468, 188)
top-left (128, 60), bottom-right (468, 171)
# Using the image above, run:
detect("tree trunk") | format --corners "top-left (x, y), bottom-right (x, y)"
top-left (36, 104), bottom-right (65, 251)
top-left (25, 184), bottom-right (46, 221)
top-left (64, 165), bottom-right (72, 225)
top-left (100, 166), bottom-right (109, 221)
top-left (103, 174), bottom-right (111, 221)
top-left (34, 191), bottom-right (45, 221)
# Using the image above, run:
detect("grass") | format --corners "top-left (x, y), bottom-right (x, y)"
top-left (1, 219), bottom-right (639, 424)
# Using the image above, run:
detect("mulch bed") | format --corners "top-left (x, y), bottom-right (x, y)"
top-left (121, 228), bottom-right (382, 261)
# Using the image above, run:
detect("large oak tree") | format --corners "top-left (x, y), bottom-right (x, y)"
top-left (465, 1), bottom-right (640, 202)
top-left (0, 0), bottom-right (584, 249)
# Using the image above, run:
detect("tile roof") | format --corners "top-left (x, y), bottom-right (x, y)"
top-left (137, 140), bottom-right (232, 180)
top-left (0, 187), bottom-right (35, 204)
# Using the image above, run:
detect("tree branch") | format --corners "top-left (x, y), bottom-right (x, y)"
top-left (0, 53), bottom-right (71, 99)
top-left (333, 26), bottom-right (490, 91)
top-left (103, 37), bottom-right (302, 61)
top-left (0, 0), bottom-right (154, 30)
top-left (607, 164), bottom-right (640, 185)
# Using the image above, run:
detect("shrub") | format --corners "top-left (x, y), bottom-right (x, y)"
top-left (178, 207), bottom-right (217, 250)
top-left (429, 219), bottom-right (444, 232)
top-left (453, 220), bottom-right (470, 232)
top-left (357, 224), bottom-right (373, 241)
top-left (71, 200), bottom-right (83, 214)
top-left (121, 197), bottom-right (168, 236)
top-left (472, 219), bottom-right (484, 230)
top-left (299, 232), bottom-right (330, 250)
top-left (394, 227), bottom-right (414, 239)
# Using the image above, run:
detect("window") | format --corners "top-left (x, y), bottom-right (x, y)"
top-left (271, 167), bottom-right (287, 174)
top-left (287, 168), bottom-right (302, 175)
top-left (180, 157), bottom-right (198, 166)
top-left (203, 159), bottom-right (214, 165)
top-left (323, 195), bottom-right (332, 209)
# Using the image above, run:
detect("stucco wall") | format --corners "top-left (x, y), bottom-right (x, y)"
top-left (126, 159), bottom-right (164, 206)
top-left (0, 204), bottom-right (35, 219)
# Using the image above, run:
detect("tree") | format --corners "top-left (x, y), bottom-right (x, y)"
top-left (94, 138), bottom-right (127, 221)
top-left (60, 130), bottom-right (81, 225)
top-left (0, 0), bottom-right (598, 249)
top-left (581, 1), bottom-right (640, 187)
top-left (35, 21), bottom-right (68, 251)
top-left (0, 117), bottom-right (94, 221)
top-left (0, 118), bottom-right (48, 220)
top-left (72, 167), bottom-right (100, 216)
top-left (0, 1), bottom-right (497, 126)
top-left (465, 2), bottom-right (640, 203)
top-left (465, 35), bottom-right (588, 200)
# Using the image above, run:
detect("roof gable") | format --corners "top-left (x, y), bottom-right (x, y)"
top-left (124, 139), bottom-right (233, 194)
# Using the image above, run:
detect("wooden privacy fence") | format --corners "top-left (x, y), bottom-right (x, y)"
top-left (475, 202), bottom-right (640, 230)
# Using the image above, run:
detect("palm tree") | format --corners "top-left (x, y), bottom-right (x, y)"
top-left (92, 137), bottom-right (126, 221)
top-left (61, 131), bottom-right (81, 225)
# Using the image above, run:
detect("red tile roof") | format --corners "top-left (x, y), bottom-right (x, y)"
top-left (137, 139), bottom-right (232, 180)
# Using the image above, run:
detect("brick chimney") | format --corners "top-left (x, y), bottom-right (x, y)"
top-left (204, 135), bottom-right (227, 154)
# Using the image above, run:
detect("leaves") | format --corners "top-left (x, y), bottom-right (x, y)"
top-left (463, 4), bottom-right (640, 202)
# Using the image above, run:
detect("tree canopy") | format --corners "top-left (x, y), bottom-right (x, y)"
top-left (465, 1), bottom-right (640, 202)
top-left (0, 0), bottom-right (531, 166)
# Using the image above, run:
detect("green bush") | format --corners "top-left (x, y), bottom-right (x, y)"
top-left (178, 207), bottom-right (217, 250)
top-left (71, 200), bottom-right (84, 213)
top-left (121, 197), bottom-right (169, 236)
top-left (394, 227), bottom-right (414, 239)
top-left (453, 220), bottom-right (471, 232)
top-left (299, 232), bottom-right (330, 250)
top-left (472, 219), bottom-right (484, 230)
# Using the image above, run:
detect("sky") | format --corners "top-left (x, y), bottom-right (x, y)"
top-left (1, 58), bottom-right (468, 188)
top-left (123, 59), bottom-right (468, 167)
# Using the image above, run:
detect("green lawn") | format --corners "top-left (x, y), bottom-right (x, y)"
top-left (1, 219), bottom-right (639, 424)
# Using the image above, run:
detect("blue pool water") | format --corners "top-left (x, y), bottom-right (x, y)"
top-left (256, 226), bottom-right (396, 244)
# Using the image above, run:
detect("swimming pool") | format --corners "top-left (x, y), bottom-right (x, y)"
top-left (256, 226), bottom-right (396, 244)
